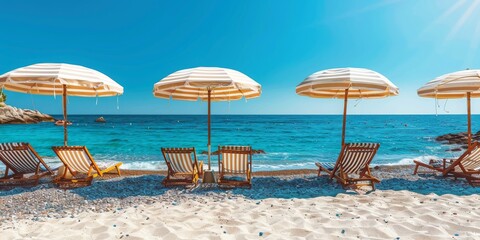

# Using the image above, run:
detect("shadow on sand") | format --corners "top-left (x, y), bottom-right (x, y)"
top-left (1, 174), bottom-right (479, 200)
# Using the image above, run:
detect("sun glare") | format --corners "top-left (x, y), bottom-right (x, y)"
top-left (447, 0), bottom-right (480, 40)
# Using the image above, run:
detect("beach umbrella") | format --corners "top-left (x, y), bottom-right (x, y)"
top-left (296, 67), bottom-right (399, 146)
top-left (0, 63), bottom-right (123, 145)
top-left (153, 67), bottom-right (261, 170)
top-left (418, 69), bottom-right (480, 147)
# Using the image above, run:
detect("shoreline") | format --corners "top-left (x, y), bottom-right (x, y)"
top-left (74, 165), bottom-right (417, 178)
top-left (98, 164), bottom-right (414, 178)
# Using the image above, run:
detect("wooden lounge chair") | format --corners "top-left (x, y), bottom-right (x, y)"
top-left (316, 143), bottom-right (380, 190)
top-left (0, 142), bottom-right (54, 186)
top-left (161, 147), bottom-right (203, 187)
top-left (218, 146), bottom-right (252, 188)
top-left (413, 142), bottom-right (480, 186)
top-left (52, 146), bottom-right (122, 188)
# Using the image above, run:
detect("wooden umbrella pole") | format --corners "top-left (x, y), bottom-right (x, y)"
top-left (341, 88), bottom-right (349, 146)
top-left (467, 92), bottom-right (472, 147)
top-left (62, 84), bottom-right (68, 146)
top-left (207, 89), bottom-right (211, 170)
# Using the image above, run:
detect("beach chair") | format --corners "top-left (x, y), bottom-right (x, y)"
top-left (218, 146), bottom-right (253, 188)
top-left (0, 142), bottom-right (54, 186)
top-left (316, 143), bottom-right (380, 190)
top-left (52, 146), bottom-right (122, 187)
top-left (161, 147), bottom-right (203, 187)
top-left (413, 142), bottom-right (480, 186)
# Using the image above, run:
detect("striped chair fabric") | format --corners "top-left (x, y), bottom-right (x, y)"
top-left (316, 162), bottom-right (335, 171)
top-left (339, 143), bottom-right (380, 174)
top-left (220, 146), bottom-right (251, 174)
top-left (164, 148), bottom-right (195, 174)
top-left (0, 143), bottom-right (46, 174)
top-left (460, 147), bottom-right (480, 171)
top-left (53, 146), bottom-right (121, 174)
top-left (54, 147), bottom-right (94, 173)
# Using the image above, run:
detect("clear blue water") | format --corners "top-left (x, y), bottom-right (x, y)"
top-left (0, 115), bottom-right (477, 170)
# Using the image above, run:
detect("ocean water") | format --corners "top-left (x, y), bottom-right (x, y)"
top-left (0, 115), bottom-right (477, 171)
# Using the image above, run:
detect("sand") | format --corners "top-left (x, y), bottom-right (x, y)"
top-left (1, 166), bottom-right (479, 239)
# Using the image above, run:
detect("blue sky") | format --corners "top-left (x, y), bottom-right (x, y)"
top-left (1, 0), bottom-right (480, 115)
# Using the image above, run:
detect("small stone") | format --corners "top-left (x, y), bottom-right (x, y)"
top-left (259, 232), bottom-right (264, 237)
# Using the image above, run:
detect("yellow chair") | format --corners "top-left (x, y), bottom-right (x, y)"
top-left (52, 146), bottom-right (122, 187)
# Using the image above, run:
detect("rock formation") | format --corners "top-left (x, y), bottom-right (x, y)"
top-left (435, 131), bottom-right (480, 151)
top-left (0, 103), bottom-right (54, 124)
top-left (95, 116), bottom-right (106, 123)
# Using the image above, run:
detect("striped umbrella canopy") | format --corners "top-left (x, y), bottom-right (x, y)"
top-left (296, 68), bottom-right (398, 99)
top-left (153, 67), bottom-right (261, 171)
top-left (418, 69), bottom-right (480, 146)
top-left (296, 68), bottom-right (399, 146)
top-left (153, 67), bottom-right (261, 101)
top-left (0, 63), bottom-right (124, 145)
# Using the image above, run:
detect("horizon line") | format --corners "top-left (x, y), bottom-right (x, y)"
top-left (46, 113), bottom-right (480, 116)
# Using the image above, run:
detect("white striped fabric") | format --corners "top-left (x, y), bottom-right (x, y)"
top-left (55, 148), bottom-right (92, 173)
top-left (0, 63), bottom-right (123, 97)
top-left (460, 146), bottom-right (480, 171)
top-left (153, 67), bottom-right (261, 101)
top-left (166, 152), bottom-right (194, 173)
top-left (0, 142), bottom-right (22, 151)
top-left (340, 143), bottom-right (379, 174)
top-left (317, 162), bottom-right (336, 170)
top-left (296, 68), bottom-right (399, 99)
top-left (220, 146), bottom-right (251, 174)
top-left (0, 143), bottom-right (40, 174)
top-left (418, 69), bottom-right (480, 99)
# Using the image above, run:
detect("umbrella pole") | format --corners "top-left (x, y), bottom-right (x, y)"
top-left (62, 84), bottom-right (68, 146)
top-left (341, 89), bottom-right (349, 146)
top-left (467, 92), bottom-right (472, 147)
top-left (207, 89), bottom-right (211, 170)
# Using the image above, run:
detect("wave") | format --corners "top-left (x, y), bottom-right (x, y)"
top-left (0, 153), bottom-right (454, 172)
top-left (380, 155), bottom-right (440, 166)
top-left (122, 161), bottom-right (166, 170)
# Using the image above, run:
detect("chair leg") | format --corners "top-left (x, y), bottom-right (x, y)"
top-left (413, 163), bottom-right (419, 175)
top-left (115, 166), bottom-right (121, 176)
top-left (317, 167), bottom-right (321, 177)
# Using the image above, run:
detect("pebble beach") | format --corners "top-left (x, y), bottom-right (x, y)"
top-left (1, 166), bottom-right (479, 239)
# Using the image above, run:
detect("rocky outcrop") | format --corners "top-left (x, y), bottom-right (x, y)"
top-left (435, 131), bottom-right (480, 151)
top-left (95, 116), bottom-right (106, 123)
top-left (0, 103), bottom-right (54, 124)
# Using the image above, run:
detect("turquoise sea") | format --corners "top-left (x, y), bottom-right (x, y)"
top-left (0, 115), bottom-right (477, 171)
